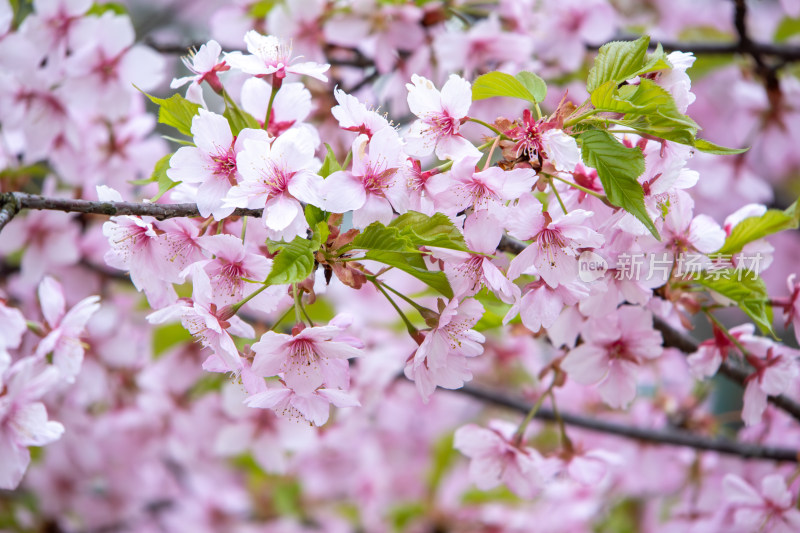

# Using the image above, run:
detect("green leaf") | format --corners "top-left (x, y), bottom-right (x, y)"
top-left (587, 36), bottom-right (651, 93)
top-left (692, 138), bottom-right (748, 155)
top-left (152, 173), bottom-right (180, 202)
top-left (304, 204), bottom-right (327, 227)
top-left (142, 92), bottom-right (202, 138)
top-left (472, 71), bottom-right (540, 104)
top-left (514, 71), bottom-right (547, 103)
top-left (592, 79), bottom-right (701, 146)
top-left (350, 222), bottom-right (414, 252)
top-left (364, 250), bottom-right (453, 298)
top-left (319, 143), bottom-right (342, 178)
top-left (389, 211), bottom-right (468, 251)
top-left (153, 322), bottom-right (193, 358)
top-left (248, 0), bottom-right (279, 17)
top-left (578, 130), bottom-right (659, 239)
top-left (775, 16), bottom-right (800, 43)
top-left (719, 198), bottom-right (800, 255)
top-left (265, 237), bottom-right (317, 285)
top-left (311, 220), bottom-right (330, 249)
top-left (693, 271), bottom-right (775, 335)
top-left (87, 2), bottom-right (128, 15)
top-left (223, 105), bottom-right (260, 136)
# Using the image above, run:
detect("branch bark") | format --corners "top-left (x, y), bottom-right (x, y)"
top-left (458, 384), bottom-right (799, 462)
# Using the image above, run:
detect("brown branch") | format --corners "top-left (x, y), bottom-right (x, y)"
top-left (457, 384), bottom-right (799, 462)
top-left (0, 192), bottom-right (20, 232)
top-left (2, 192), bottom-right (263, 221)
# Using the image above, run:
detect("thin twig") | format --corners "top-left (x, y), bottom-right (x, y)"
top-left (457, 384), bottom-right (799, 462)
top-left (0, 193), bottom-right (20, 232)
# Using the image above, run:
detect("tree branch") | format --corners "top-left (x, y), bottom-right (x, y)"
top-left (457, 383), bottom-right (799, 462)
top-left (5, 194), bottom-right (800, 457)
top-left (1, 192), bottom-right (263, 221)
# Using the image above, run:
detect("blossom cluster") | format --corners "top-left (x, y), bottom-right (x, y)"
top-left (2, 0), bottom-right (800, 532)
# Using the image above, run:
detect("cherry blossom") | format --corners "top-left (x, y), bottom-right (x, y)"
top-left (170, 39), bottom-right (229, 95)
top-left (250, 323), bottom-right (363, 394)
top-left (404, 74), bottom-right (480, 160)
top-left (723, 474), bottom-right (800, 532)
top-left (406, 298), bottom-right (485, 400)
top-left (168, 110), bottom-right (269, 220)
top-left (0, 358), bottom-right (64, 490)
top-left (453, 420), bottom-right (559, 499)
top-left (33, 276), bottom-right (100, 382)
top-left (561, 306), bottom-right (663, 408)
top-left (742, 347), bottom-right (800, 426)
top-left (507, 194), bottom-right (604, 287)
top-left (224, 30), bottom-right (330, 81)
top-left (245, 385), bottom-right (360, 427)
top-left (317, 127), bottom-right (406, 227)
top-left (224, 127), bottom-right (323, 240)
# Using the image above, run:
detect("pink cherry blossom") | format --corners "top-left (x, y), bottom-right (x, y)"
top-left (193, 234), bottom-right (271, 303)
top-left (241, 79), bottom-right (314, 138)
top-left (436, 156), bottom-right (537, 215)
top-left (507, 194), bottom-right (604, 287)
top-left (318, 127), bottom-right (406, 228)
top-left (453, 420), bottom-right (559, 499)
top-left (245, 385), bottom-right (360, 426)
top-left (433, 211), bottom-right (517, 302)
top-left (250, 323), bottom-right (362, 394)
top-left (168, 110), bottom-right (271, 220)
top-left (561, 305), bottom-right (663, 408)
top-left (406, 298), bottom-right (485, 400)
top-left (0, 300), bottom-right (26, 372)
top-left (224, 31), bottom-right (330, 81)
top-left (724, 474), bottom-right (800, 532)
top-left (331, 87), bottom-right (391, 138)
top-left (149, 269), bottom-right (254, 373)
top-left (507, 279), bottom-right (590, 333)
top-left (404, 74), bottom-right (480, 160)
top-left (0, 358), bottom-right (64, 490)
top-left (170, 39), bottom-right (229, 95)
top-left (742, 347), bottom-right (800, 426)
top-left (34, 276), bottom-right (100, 382)
top-left (687, 323), bottom-right (771, 379)
top-left (224, 127), bottom-right (323, 240)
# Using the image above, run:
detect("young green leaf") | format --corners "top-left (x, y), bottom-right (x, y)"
top-left (142, 92), bottom-right (202, 138)
top-left (578, 130), bottom-right (659, 239)
top-left (319, 143), bottom-right (342, 178)
top-left (719, 198), bottom-right (800, 255)
top-left (349, 222), bottom-right (414, 253)
top-left (223, 105), bottom-right (260, 136)
top-left (364, 250), bottom-right (454, 298)
top-left (304, 204), bottom-right (327, 228)
top-left (389, 211), bottom-right (468, 251)
top-left (587, 36), bottom-right (651, 93)
top-left (472, 72), bottom-right (540, 104)
top-left (265, 236), bottom-right (317, 285)
top-left (514, 71), bottom-right (547, 103)
top-left (692, 138), bottom-right (748, 155)
top-left (693, 270), bottom-right (775, 335)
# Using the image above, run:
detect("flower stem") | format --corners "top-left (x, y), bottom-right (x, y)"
top-left (230, 283), bottom-right (270, 314)
top-left (372, 280), bottom-right (419, 336)
top-left (548, 390), bottom-right (574, 453)
top-left (550, 178), bottom-right (568, 215)
top-left (292, 283), bottom-right (302, 324)
top-left (549, 174), bottom-right (606, 200)
top-left (563, 108), bottom-right (598, 129)
top-left (264, 81), bottom-right (280, 128)
top-left (513, 382), bottom-right (554, 445)
top-left (375, 279), bottom-right (436, 318)
top-left (466, 117), bottom-right (509, 139)
top-left (704, 309), bottom-right (751, 356)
